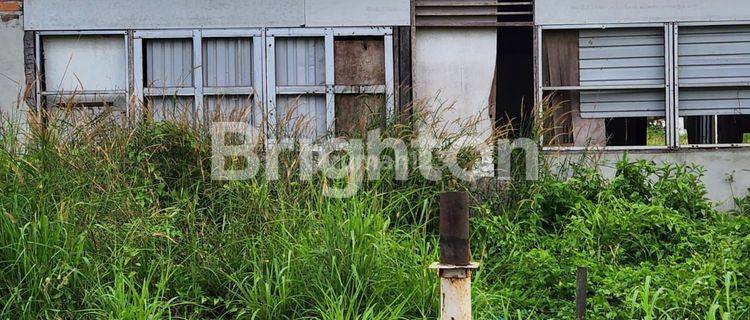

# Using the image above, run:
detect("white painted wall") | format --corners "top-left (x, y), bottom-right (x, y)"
top-left (0, 19), bottom-right (27, 126)
top-left (414, 28), bottom-right (496, 139)
top-left (548, 149), bottom-right (750, 211)
top-left (536, 0), bottom-right (750, 25)
top-left (25, 0), bottom-right (411, 30)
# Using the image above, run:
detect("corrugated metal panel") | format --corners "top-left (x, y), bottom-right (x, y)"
top-left (148, 96), bottom-right (196, 122)
top-left (275, 37), bottom-right (326, 86)
top-left (579, 28), bottom-right (665, 86)
top-left (679, 26), bottom-right (750, 85)
top-left (43, 35), bottom-right (126, 92)
top-left (679, 88), bottom-right (750, 116)
top-left (205, 95), bottom-right (254, 122)
top-left (274, 37), bottom-right (326, 138)
top-left (203, 38), bottom-right (253, 87)
top-left (580, 90), bottom-right (665, 118)
top-left (415, 0), bottom-right (533, 27)
top-left (145, 39), bottom-right (194, 88)
top-left (276, 95), bottom-right (327, 138)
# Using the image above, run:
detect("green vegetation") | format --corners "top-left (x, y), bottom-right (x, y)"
top-left (0, 118), bottom-right (748, 319)
top-left (646, 120), bottom-right (689, 146)
top-left (646, 121), bottom-right (666, 146)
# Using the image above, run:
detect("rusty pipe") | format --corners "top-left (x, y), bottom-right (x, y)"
top-left (432, 192), bottom-right (477, 320)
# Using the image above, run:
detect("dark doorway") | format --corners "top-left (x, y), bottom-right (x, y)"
top-left (496, 27), bottom-right (535, 139)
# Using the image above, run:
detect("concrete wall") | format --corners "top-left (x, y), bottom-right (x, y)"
top-left (24, 0), bottom-right (410, 30)
top-left (0, 17), bottom-right (27, 126)
top-left (547, 148), bottom-right (750, 211)
top-left (414, 28), bottom-right (496, 138)
top-left (536, 0), bottom-right (750, 25)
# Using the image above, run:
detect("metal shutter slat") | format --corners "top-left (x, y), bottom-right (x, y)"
top-left (578, 28), bottom-right (666, 118)
top-left (679, 25), bottom-right (750, 115)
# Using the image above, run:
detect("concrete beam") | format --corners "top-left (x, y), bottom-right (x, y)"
top-left (24, 0), bottom-right (411, 31)
top-left (536, 0), bottom-right (750, 26)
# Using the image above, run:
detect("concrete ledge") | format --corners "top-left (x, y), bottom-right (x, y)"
top-left (546, 148), bottom-right (750, 211)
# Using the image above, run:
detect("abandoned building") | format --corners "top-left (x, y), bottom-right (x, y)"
top-left (1, 0), bottom-right (749, 209)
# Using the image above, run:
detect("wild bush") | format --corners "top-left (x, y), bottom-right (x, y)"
top-left (0, 116), bottom-right (748, 319)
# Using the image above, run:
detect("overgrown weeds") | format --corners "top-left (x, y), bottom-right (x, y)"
top-left (0, 105), bottom-right (748, 319)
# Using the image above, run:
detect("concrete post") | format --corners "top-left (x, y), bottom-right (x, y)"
top-left (431, 192), bottom-right (478, 320)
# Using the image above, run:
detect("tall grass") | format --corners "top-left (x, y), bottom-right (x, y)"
top-left (0, 101), bottom-right (748, 319)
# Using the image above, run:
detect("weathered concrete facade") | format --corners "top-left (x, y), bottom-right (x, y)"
top-left (24, 0), bottom-right (410, 30)
top-left (536, 0), bottom-right (750, 25)
top-left (0, 6), bottom-right (26, 125)
top-left (414, 28), bottom-right (496, 137)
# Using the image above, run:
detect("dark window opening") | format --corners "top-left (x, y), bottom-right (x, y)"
top-left (685, 115), bottom-right (750, 145)
top-left (496, 27), bottom-right (534, 139)
top-left (605, 117), bottom-right (649, 146)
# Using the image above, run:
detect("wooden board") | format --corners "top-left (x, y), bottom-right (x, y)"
top-left (335, 94), bottom-right (386, 136)
top-left (334, 37), bottom-right (386, 86)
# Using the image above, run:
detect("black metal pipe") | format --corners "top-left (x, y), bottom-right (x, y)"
top-left (439, 192), bottom-right (471, 266)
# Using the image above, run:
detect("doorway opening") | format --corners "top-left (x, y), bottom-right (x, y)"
top-left (496, 27), bottom-right (535, 139)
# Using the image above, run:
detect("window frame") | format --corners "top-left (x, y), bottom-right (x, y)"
top-left (673, 21), bottom-right (750, 148)
top-left (200, 29), bottom-right (264, 127)
top-left (265, 27), bottom-right (394, 137)
top-left (535, 23), bottom-right (674, 151)
top-left (130, 27), bottom-right (394, 136)
top-left (36, 30), bottom-right (130, 118)
top-left (536, 21), bottom-right (750, 151)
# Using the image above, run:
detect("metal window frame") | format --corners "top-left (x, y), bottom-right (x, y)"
top-left (264, 29), bottom-right (329, 135)
top-left (666, 23), bottom-right (678, 148)
top-left (673, 22), bottom-right (750, 148)
top-left (537, 21), bottom-right (750, 151)
top-left (36, 31), bottom-right (130, 118)
top-left (134, 28), bottom-right (265, 126)
top-left (200, 29), bottom-right (264, 128)
top-left (536, 23), bottom-right (675, 151)
top-left (266, 27), bottom-right (395, 136)
top-left (37, 27), bottom-right (397, 136)
top-left (134, 29), bottom-right (201, 122)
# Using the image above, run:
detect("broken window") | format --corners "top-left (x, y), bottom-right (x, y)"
top-left (677, 25), bottom-right (750, 146)
top-left (539, 23), bottom-right (750, 149)
top-left (267, 28), bottom-right (394, 139)
top-left (334, 37), bottom-right (388, 136)
top-left (541, 27), bottom-right (669, 148)
top-left (40, 33), bottom-right (128, 123)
